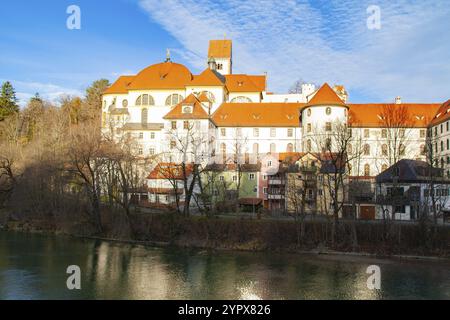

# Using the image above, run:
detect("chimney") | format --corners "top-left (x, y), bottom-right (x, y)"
top-left (395, 96), bottom-right (402, 104)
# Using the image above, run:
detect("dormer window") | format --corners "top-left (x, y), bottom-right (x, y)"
top-left (238, 81), bottom-right (244, 87)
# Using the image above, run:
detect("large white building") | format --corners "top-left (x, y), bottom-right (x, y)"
top-left (102, 39), bottom-right (445, 178)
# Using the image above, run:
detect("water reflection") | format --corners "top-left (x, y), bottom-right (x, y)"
top-left (0, 231), bottom-right (449, 300)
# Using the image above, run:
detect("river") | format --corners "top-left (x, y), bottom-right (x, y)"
top-left (0, 231), bottom-right (449, 299)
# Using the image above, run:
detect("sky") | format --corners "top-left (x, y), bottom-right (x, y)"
top-left (0, 0), bottom-right (449, 106)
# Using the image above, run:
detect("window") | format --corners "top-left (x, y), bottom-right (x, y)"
top-left (447, 122), bottom-right (449, 132)
top-left (364, 144), bottom-right (370, 156)
top-left (441, 141), bottom-right (445, 152)
top-left (325, 122), bottom-right (332, 131)
top-left (307, 123), bottom-right (311, 133)
top-left (263, 187), bottom-right (268, 194)
top-left (230, 96), bottom-right (252, 103)
top-left (221, 143), bottom-right (226, 155)
top-left (287, 128), bottom-right (293, 137)
top-left (267, 160), bottom-right (272, 167)
top-left (151, 132), bottom-right (155, 139)
top-left (381, 129), bottom-right (387, 138)
top-left (263, 175), bottom-right (267, 180)
top-left (202, 91), bottom-right (216, 103)
top-left (138, 147), bottom-right (143, 155)
top-left (221, 128), bottom-right (226, 136)
top-left (382, 144), bottom-right (388, 156)
top-left (270, 143), bottom-right (276, 153)
top-left (326, 107), bottom-right (332, 115)
top-left (270, 128), bottom-right (276, 137)
top-left (364, 164), bottom-right (370, 176)
top-left (318, 190), bottom-right (323, 196)
top-left (217, 63), bottom-right (223, 70)
top-left (249, 173), bottom-right (255, 180)
top-left (399, 129), bottom-right (405, 138)
top-left (165, 94), bottom-right (183, 106)
top-left (441, 124), bottom-right (443, 134)
top-left (399, 144), bottom-right (406, 156)
top-left (122, 99), bottom-right (128, 108)
top-left (149, 148), bottom-right (155, 155)
top-left (171, 121), bottom-right (177, 130)
top-left (232, 175), bottom-right (237, 182)
top-left (136, 94), bottom-right (155, 106)
top-left (183, 121), bottom-right (190, 130)
top-left (348, 143), bottom-right (353, 154)
top-left (307, 109), bottom-right (311, 117)
top-left (306, 139), bottom-right (312, 152)
top-left (251, 143), bottom-right (259, 156)
top-left (364, 129), bottom-right (370, 138)
top-left (325, 138), bottom-right (331, 150)
top-left (447, 139), bottom-right (449, 150)
top-left (141, 108), bottom-right (148, 124)
top-left (420, 144), bottom-right (426, 155)
top-left (182, 106), bottom-right (192, 114)
top-left (420, 129), bottom-right (426, 138)
top-left (139, 132), bottom-right (143, 139)
top-left (287, 143), bottom-right (294, 152)
top-left (219, 176), bottom-right (224, 181)
top-left (170, 140), bottom-right (176, 149)
top-left (253, 128), bottom-right (259, 137)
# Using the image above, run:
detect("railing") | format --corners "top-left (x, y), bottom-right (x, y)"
top-left (268, 179), bottom-right (284, 185)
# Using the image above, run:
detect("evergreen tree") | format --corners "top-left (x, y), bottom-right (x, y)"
top-left (85, 79), bottom-right (110, 109)
top-left (0, 81), bottom-right (19, 121)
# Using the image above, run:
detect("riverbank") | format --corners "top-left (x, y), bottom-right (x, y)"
top-left (2, 209), bottom-right (449, 260)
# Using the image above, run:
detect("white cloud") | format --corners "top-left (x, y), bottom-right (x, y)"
top-left (1, 79), bottom-right (83, 107)
top-left (138, 0), bottom-right (450, 102)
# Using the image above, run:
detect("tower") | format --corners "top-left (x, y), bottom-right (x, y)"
top-left (207, 40), bottom-right (232, 75)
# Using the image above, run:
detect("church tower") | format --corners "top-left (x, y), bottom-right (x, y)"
top-left (207, 39), bottom-right (232, 75)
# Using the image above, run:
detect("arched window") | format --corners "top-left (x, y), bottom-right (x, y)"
top-left (270, 143), bottom-right (276, 153)
top-left (382, 144), bottom-right (388, 156)
top-left (364, 164), bottom-right (370, 176)
top-left (381, 164), bottom-right (388, 172)
top-left (441, 141), bottom-right (444, 152)
top-left (202, 91), bottom-right (216, 103)
top-left (141, 108), bottom-right (148, 124)
top-left (165, 94), bottom-right (183, 106)
top-left (136, 94), bottom-right (155, 106)
top-left (364, 144), bottom-right (370, 156)
top-left (230, 96), bottom-right (252, 103)
top-left (306, 139), bottom-right (311, 152)
top-left (122, 99), bottom-right (128, 108)
top-left (326, 107), bottom-right (332, 115)
top-left (287, 143), bottom-right (294, 152)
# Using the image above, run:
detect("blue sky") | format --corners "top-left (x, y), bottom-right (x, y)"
top-left (0, 0), bottom-right (449, 105)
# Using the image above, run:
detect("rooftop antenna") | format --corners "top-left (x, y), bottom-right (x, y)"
top-left (165, 48), bottom-right (171, 62)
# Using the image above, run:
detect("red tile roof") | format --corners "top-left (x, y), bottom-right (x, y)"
top-left (104, 76), bottom-right (134, 94)
top-left (225, 74), bottom-right (266, 92)
top-left (306, 83), bottom-right (346, 107)
top-left (429, 100), bottom-right (450, 127)
top-left (127, 62), bottom-right (193, 90)
top-left (163, 94), bottom-right (210, 119)
top-left (348, 103), bottom-right (440, 128)
top-left (212, 103), bottom-right (304, 127)
top-left (190, 68), bottom-right (225, 86)
top-left (147, 163), bottom-right (194, 180)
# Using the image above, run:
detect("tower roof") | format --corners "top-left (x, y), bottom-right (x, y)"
top-left (208, 40), bottom-right (232, 58)
top-left (307, 83), bottom-right (346, 107)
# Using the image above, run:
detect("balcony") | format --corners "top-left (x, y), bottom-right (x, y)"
top-left (268, 179), bottom-right (285, 185)
top-left (268, 194), bottom-right (284, 200)
top-left (300, 166), bottom-right (318, 173)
